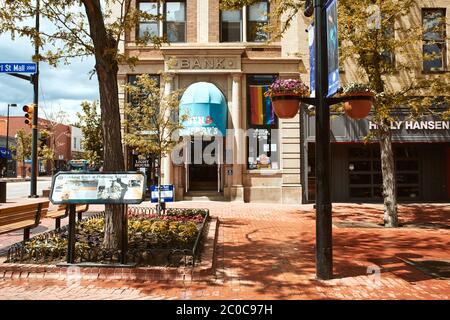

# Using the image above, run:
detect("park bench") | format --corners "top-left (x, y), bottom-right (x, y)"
top-left (0, 200), bottom-right (50, 241)
top-left (45, 204), bottom-right (89, 229)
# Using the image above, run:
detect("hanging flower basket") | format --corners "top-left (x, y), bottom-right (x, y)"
top-left (265, 79), bottom-right (310, 119)
top-left (341, 83), bottom-right (375, 120)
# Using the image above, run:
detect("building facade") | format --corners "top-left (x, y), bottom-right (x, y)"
top-left (117, 0), bottom-right (450, 203)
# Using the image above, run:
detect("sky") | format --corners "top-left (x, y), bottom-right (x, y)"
top-left (0, 18), bottom-right (100, 123)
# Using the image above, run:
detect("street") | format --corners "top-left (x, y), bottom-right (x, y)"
top-left (5, 178), bottom-right (52, 200)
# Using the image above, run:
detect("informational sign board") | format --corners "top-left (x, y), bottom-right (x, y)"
top-left (0, 63), bottom-right (37, 73)
top-left (50, 172), bottom-right (146, 204)
top-left (150, 185), bottom-right (174, 203)
top-left (326, 0), bottom-right (340, 97)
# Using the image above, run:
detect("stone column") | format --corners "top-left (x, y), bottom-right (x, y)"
top-left (231, 73), bottom-right (244, 201)
top-left (162, 73), bottom-right (174, 185)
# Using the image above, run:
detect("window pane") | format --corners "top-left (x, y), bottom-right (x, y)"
top-left (423, 43), bottom-right (444, 71)
top-left (249, 85), bottom-right (275, 126)
top-left (166, 2), bottom-right (185, 22)
top-left (139, 22), bottom-right (159, 38)
top-left (222, 10), bottom-right (241, 22)
top-left (349, 174), bottom-right (372, 185)
top-left (350, 187), bottom-right (372, 198)
top-left (248, 22), bottom-right (268, 42)
top-left (139, 2), bottom-right (159, 16)
top-left (247, 129), bottom-right (279, 170)
top-left (221, 22), bottom-right (242, 42)
top-left (423, 9), bottom-right (445, 41)
top-left (166, 22), bottom-right (186, 42)
top-left (249, 2), bottom-right (268, 22)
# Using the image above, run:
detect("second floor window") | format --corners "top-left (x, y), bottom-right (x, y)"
top-left (137, 1), bottom-right (186, 43)
top-left (423, 8), bottom-right (447, 72)
top-left (220, 10), bottom-right (242, 42)
top-left (220, 1), bottom-right (269, 43)
top-left (165, 1), bottom-right (186, 43)
top-left (247, 1), bottom-right (269, 42)
top-left (138, 1), bottom-right (159, 39)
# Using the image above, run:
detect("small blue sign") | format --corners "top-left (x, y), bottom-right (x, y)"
top-left (0, 147), bottom-right (12, 159)
top-left (0, 63), bottom-right (37, 73)
top-left (150, 184), bottom-right (174, 203)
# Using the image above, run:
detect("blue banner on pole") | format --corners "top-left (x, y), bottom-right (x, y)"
top-left (308, 23), bottom-right (315, 98)
top-left (0, 63), bottom-right (37, 73)
top-left (326, 0), bottom-right (340, 97)
top-left (150, 185), bottom-right (174, 203)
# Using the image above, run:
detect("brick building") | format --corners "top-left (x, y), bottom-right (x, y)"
top-left (0, 116), bottom-right (73, 177)
top-left (116, 0), bottom-right (450, 203)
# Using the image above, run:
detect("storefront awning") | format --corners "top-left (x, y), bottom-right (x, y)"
top-left (179, 82), bottom-right (227, 136)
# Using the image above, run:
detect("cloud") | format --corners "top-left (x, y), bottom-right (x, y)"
top-left (0, 20), bottom-right (100, 123)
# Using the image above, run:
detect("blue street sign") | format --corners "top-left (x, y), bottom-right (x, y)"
top-left (150, 184), bottom-right (174, 203)
top-left (326, 0), bottom-right (340, 97)
top-left (0, 63), bottom-right (37, 73)
top-left (0, 147), bottom-right (12, 159)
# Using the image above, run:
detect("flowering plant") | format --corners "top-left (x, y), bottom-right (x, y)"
top-left (264, 79), bottom-right (310, 98)
top-left (341, 83), bottom-right (375, 95)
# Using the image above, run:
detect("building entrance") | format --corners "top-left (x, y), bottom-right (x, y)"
top-left (186, 136), bottom-right (222, 192)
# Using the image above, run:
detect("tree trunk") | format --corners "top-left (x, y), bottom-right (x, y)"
top-left (379, 123), bottom-right (398, 227)
top-left (83, 0), bottom-right (125, 250)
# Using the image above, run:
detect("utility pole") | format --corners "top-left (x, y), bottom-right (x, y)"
top-left (30, 0), bottom-right (40, 198)
top-left (313, 0), bottom-right (333, 280)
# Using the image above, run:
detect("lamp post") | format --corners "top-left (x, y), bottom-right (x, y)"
top-left (5, 103), bottom-right (17, 177)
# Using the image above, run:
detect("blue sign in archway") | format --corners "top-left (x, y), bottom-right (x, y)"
top-left (179, 82), bottom-right (228, 136)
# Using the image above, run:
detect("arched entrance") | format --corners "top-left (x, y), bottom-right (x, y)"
top-left (179, 82), bottom-right (227, 194)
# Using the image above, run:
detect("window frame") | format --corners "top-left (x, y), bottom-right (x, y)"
top-left (246, 74), bottom-right (280, 171)
top-left (136, 1), bottom-right (161, 41)
top-left (422, 8), bottom-right (447, 73)
top-left (163, 0), bottom-right (187, 43)
top-left (219, 9), bottom-right (243, 43)
top-left (246, 0), bottom-right (270, 43)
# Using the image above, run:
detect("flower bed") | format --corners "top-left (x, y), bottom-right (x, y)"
top-left (4, 207), bottom-right (209, 267)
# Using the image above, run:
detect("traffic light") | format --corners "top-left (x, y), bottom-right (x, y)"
top-left (23, 103), bottom-right (35, 127)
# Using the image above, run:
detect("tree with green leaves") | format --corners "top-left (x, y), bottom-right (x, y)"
top-left (0, 0), bottom-right (166, 249)
top-left (77, 101), bottom-right (104, 166)
top-left (11, 128), bottom-right (32, 178)
top-left (123, 74), bottom-right (186, 214)
top-left (221, 0), bottom-right (450, 227)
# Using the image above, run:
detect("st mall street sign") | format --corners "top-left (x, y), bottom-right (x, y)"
top-left (0, 63), bottom-right (37, 73)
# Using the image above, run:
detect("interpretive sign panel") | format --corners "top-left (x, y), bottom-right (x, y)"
top-left (50, 172), bottom-right (146, 204)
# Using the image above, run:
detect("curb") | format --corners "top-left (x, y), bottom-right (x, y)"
top-left (0, 217), bottom-right (219, 282)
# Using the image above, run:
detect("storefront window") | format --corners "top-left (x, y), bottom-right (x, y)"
top-left (423, 9), bottom-right (447, 72)
top-left (348, 145), bottom-right (421, 200)
top-left (220, 10), bottom-right (242, 42)
top-left (247, 75), bottom-right (279, 170)
top-left (138, 1), bottom-right (160, 39)
top-left (247, 1), bottom-right (269, 42)
top-left (164, 1), bottom-right (186, 43)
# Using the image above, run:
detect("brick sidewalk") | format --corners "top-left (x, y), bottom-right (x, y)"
top-left (0, 202), bottom-right (449, 300)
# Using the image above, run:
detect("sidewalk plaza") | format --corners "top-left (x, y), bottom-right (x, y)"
top-left (0, 201), bottom-right (449, 300)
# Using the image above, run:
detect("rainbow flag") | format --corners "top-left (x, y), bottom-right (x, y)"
top-left (249, 85), bottom-right (275, 126)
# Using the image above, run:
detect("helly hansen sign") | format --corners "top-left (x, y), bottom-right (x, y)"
top-left (369, 120), bottom-right (450, 131)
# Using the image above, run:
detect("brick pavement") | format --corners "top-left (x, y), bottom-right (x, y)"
top-left (0, 202), bottom-right (449, 300)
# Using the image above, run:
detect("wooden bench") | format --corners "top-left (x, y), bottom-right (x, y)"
top-left (45, 204), bottom-right (89, 229)
top-left (0, 201), bottom-right (50, 241)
